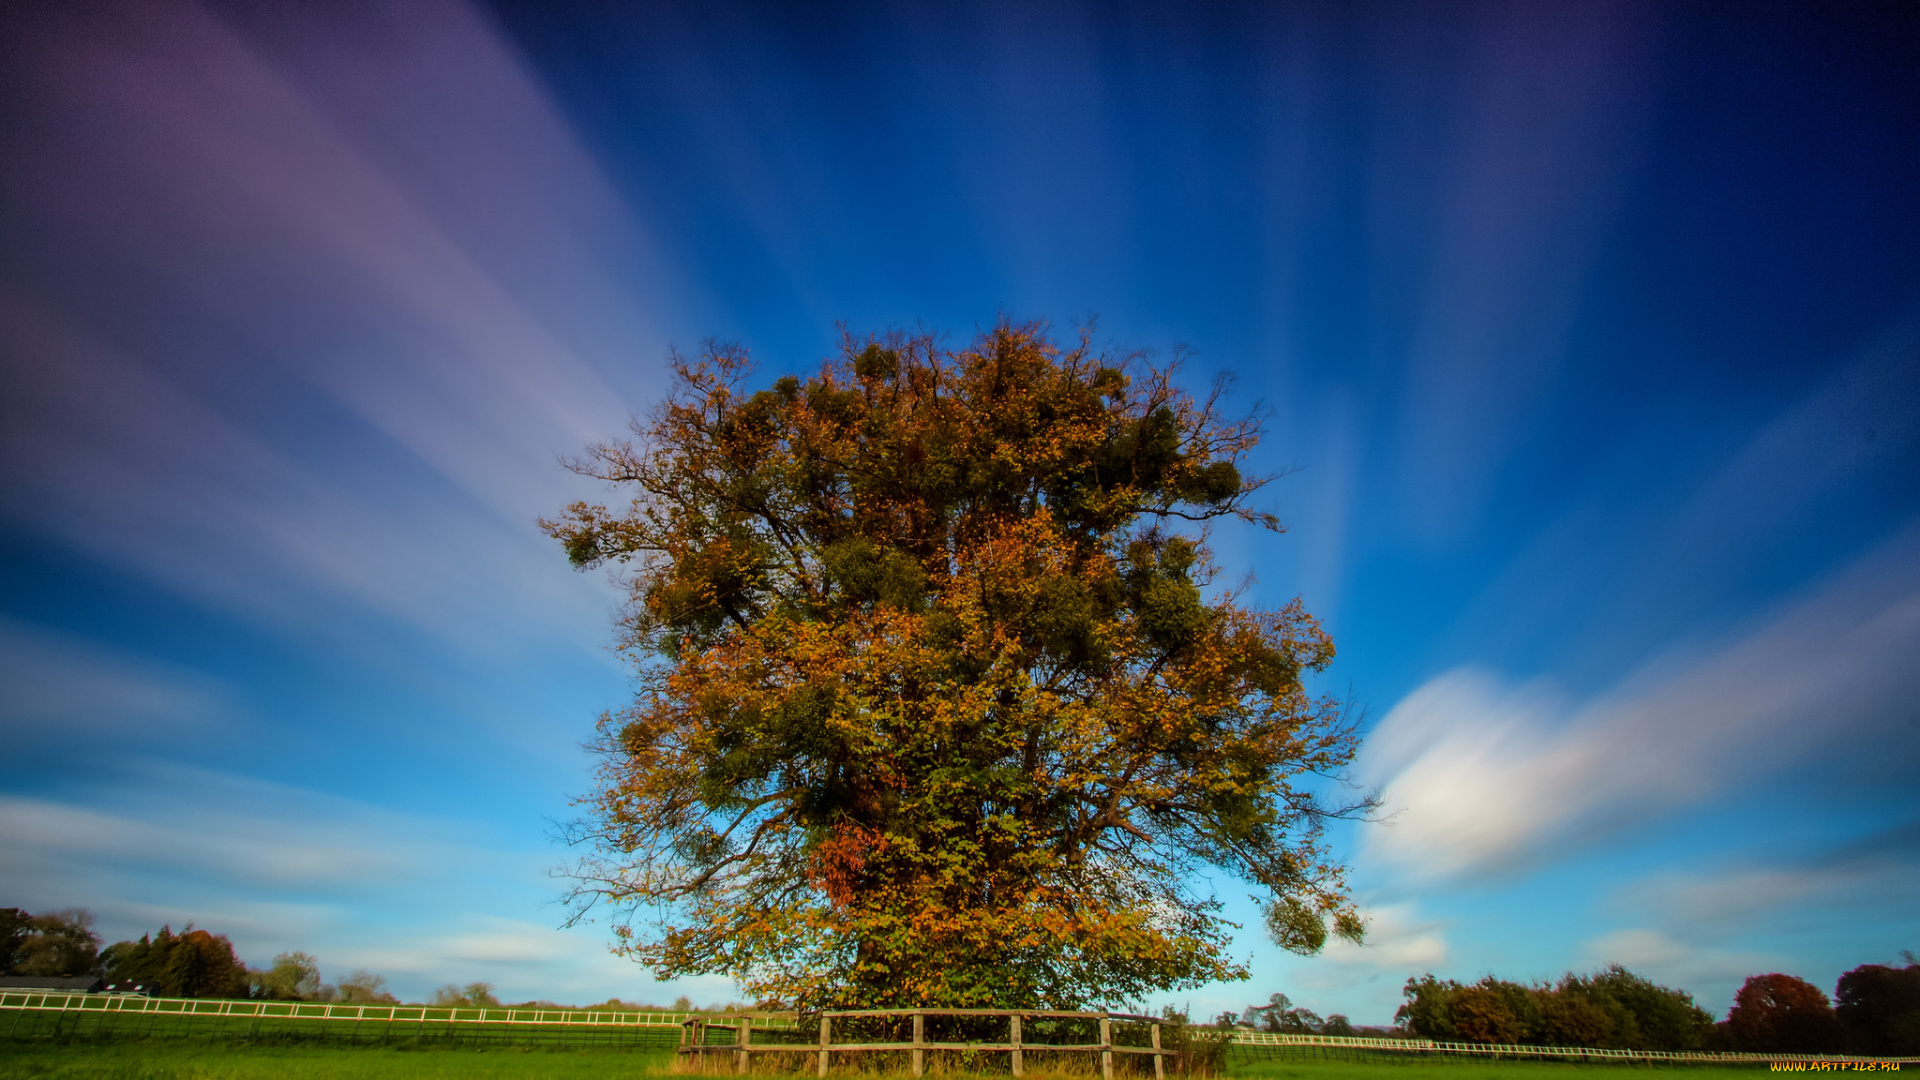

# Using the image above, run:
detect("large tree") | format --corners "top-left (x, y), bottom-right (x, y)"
top-left (545, 323), bottom-right (1368, 1009)
top-left (1835, 960), bottom-right (1920, 1056)
top-left (1725, 973), bottom-right (1844, 1054)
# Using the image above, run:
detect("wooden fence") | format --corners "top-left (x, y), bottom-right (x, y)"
top-left (681, 1009), bottom-right (1174, 1079)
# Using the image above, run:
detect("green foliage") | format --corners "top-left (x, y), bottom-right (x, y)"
top-left (545, 323), bottom-right (1369, 1010)
top-left (252, 951), bottom-right (323, 1001)
top-left (334, 969), bottom-right (398, 1004)
top-left (4, 908), bottom-right (103, 977)
top-left (0, 907), bottom-right (28, 973)
top-left (431, 981), bottom-right (503, 1008)
top-left (1396, 966), bottom-right (1713, 1050)
top-left (1243, 992), bottom-right (1327, 1034)
top-left (100, 924), bottom-right (249, 999)
top-left (1835, 959), bottom-right (1920, 1055)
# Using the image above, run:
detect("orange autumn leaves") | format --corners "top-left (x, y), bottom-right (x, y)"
top-left (544, 322), bottom-right (1367, 1010)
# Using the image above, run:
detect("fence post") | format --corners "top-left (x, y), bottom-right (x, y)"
top-left (1100, 1016), bottom-right (1112, 1080)
top-left (1011, 1014), bottom-right (1024, 1078)
top-left (737, 1016), bottom-right (753, 1075)
top-left (912, 1012), bottom-right (925, 1079)
top-left (818, 1015), bottom-right (831, 1078)
top-left (1152, 1022), bottom-right (1164, 1080)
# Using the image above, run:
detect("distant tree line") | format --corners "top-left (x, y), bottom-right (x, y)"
top-left (1, 907), bottom-right (394, 1003)
top-left (1235, 992), bottom-right (1359, 1036)
top-left (2, 905), bottom-right (760, 1011)
top-left (1384, 957), bottom-right (1920, 1056)
top-left (1395, 966), bottom-right (1714, 1050)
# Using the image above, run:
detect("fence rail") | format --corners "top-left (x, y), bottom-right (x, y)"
top-left (1235, 1031), bottom-right (1920, 1066)
top-left (681, 1009), bottom-right (1172, 1080)
top-left (0, 990), bottom-right (796, 1029)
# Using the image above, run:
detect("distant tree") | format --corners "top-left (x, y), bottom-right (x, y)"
top-left (1726, 974), bottom-right (1844, 1054)
top-left (544, 324), bottom-right (1368, 1009)
top-left (1835, 959), bottom-right (1920, 1055)
top-left (1243, 992), bottom-right (1289, 1031)
top-left (1281, 1006), bottom-right (1325, 1034)
top-left (12, 909), bottom-right (102, 977)
top-left (101, 925), bottom-right (248, 998)
top-left (335, 969), bottom-right (396, 1004)
top-left (251, 951), bottom-right (322, 1000)
top-left (430, 981), bottom-right (501, 1008)
top-left (1322, 1014), bottom-right (1355, 1036)
top-left (0, 908), bottom-right (29, 973)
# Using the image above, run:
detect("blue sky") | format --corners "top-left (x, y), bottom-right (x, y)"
top-left (1, 0), bottom-right (1916, 1022)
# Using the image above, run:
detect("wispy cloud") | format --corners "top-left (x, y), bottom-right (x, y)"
top-left (0, 762), bottom-right (725, 1002)
top-left (1609, 821), bottom-right (1920, 936)
top-left (0, 0), bottom-right (660, 654)
top-left (1578, 928), bottom-right (1782, 1012)
top-left (1358, 516), bottom-right (1920, 882)
top-left (0, 616), bottom-right (233, 741)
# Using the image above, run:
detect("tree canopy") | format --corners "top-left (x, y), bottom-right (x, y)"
top-left (100, 924), bottom-right (249, 999)
top-left (545, 322), bottom-right (1368, 1010)
top-left (0, 908), bottom-right (101, 978)
top-left (1836, 958), bottom-right (1920, 1055)
top-left (1726, 973), bottom-right (1845, 1054)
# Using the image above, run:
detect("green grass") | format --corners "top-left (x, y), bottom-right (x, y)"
top-left (0, 1042), bottom-right (676, 1079)
top-left (1230, 1059), bottom-right (1771, 1080)
top-left (0, 1043), bottom-right (1794, 1080)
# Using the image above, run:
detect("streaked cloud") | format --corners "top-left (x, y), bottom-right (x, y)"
top-left (0, 0), bottom-right (657, 654)
top-left (0, 762), bottom-right (714, 1002)
top-left (1322, 903), bottom-right (1451, 972)
top-left (0, 616), bottom-right (232, 739)
top-left (1359, 517), bottom-right (1920, 882)
top-left (1579, 929), bottom-right (1783, 1010)
top-left (1609, 821), bottom-right (1920, 935)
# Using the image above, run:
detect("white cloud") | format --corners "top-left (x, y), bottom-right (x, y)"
top-left (1325, 903), bottom-right (1450, 970)
top-left (1578, 928), bottom-right (1780, 1013)
top-left (1358, 518), bottom-right (1920, 882)
top-left (0, 616), bottom-right (232, 739)
top-left (0, 779), bottom-right (438, 899)
top-left (0, 762), bottom-right (751, 1005)
top-left (1609, 829), bottom-right (1920, 934)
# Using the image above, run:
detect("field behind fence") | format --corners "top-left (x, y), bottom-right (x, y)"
top-left (5, 991), bottom-right (1918, 1067)
top-left (0, 989), bottom-right (793, 1050)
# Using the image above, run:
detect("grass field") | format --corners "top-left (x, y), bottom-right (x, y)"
top-left (0, 1044), bottom-right (1784, 1080)
top-left (1231, 1060), bottom-right (1771, 1080)
top-left (0, 1042), bottom-right (673, 1079)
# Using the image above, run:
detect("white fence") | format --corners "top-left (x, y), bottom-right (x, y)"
top-left (5, 992), bottom-right (1917, 1065)
top-left (1233, 1030), bottom-right (1920, 1065)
